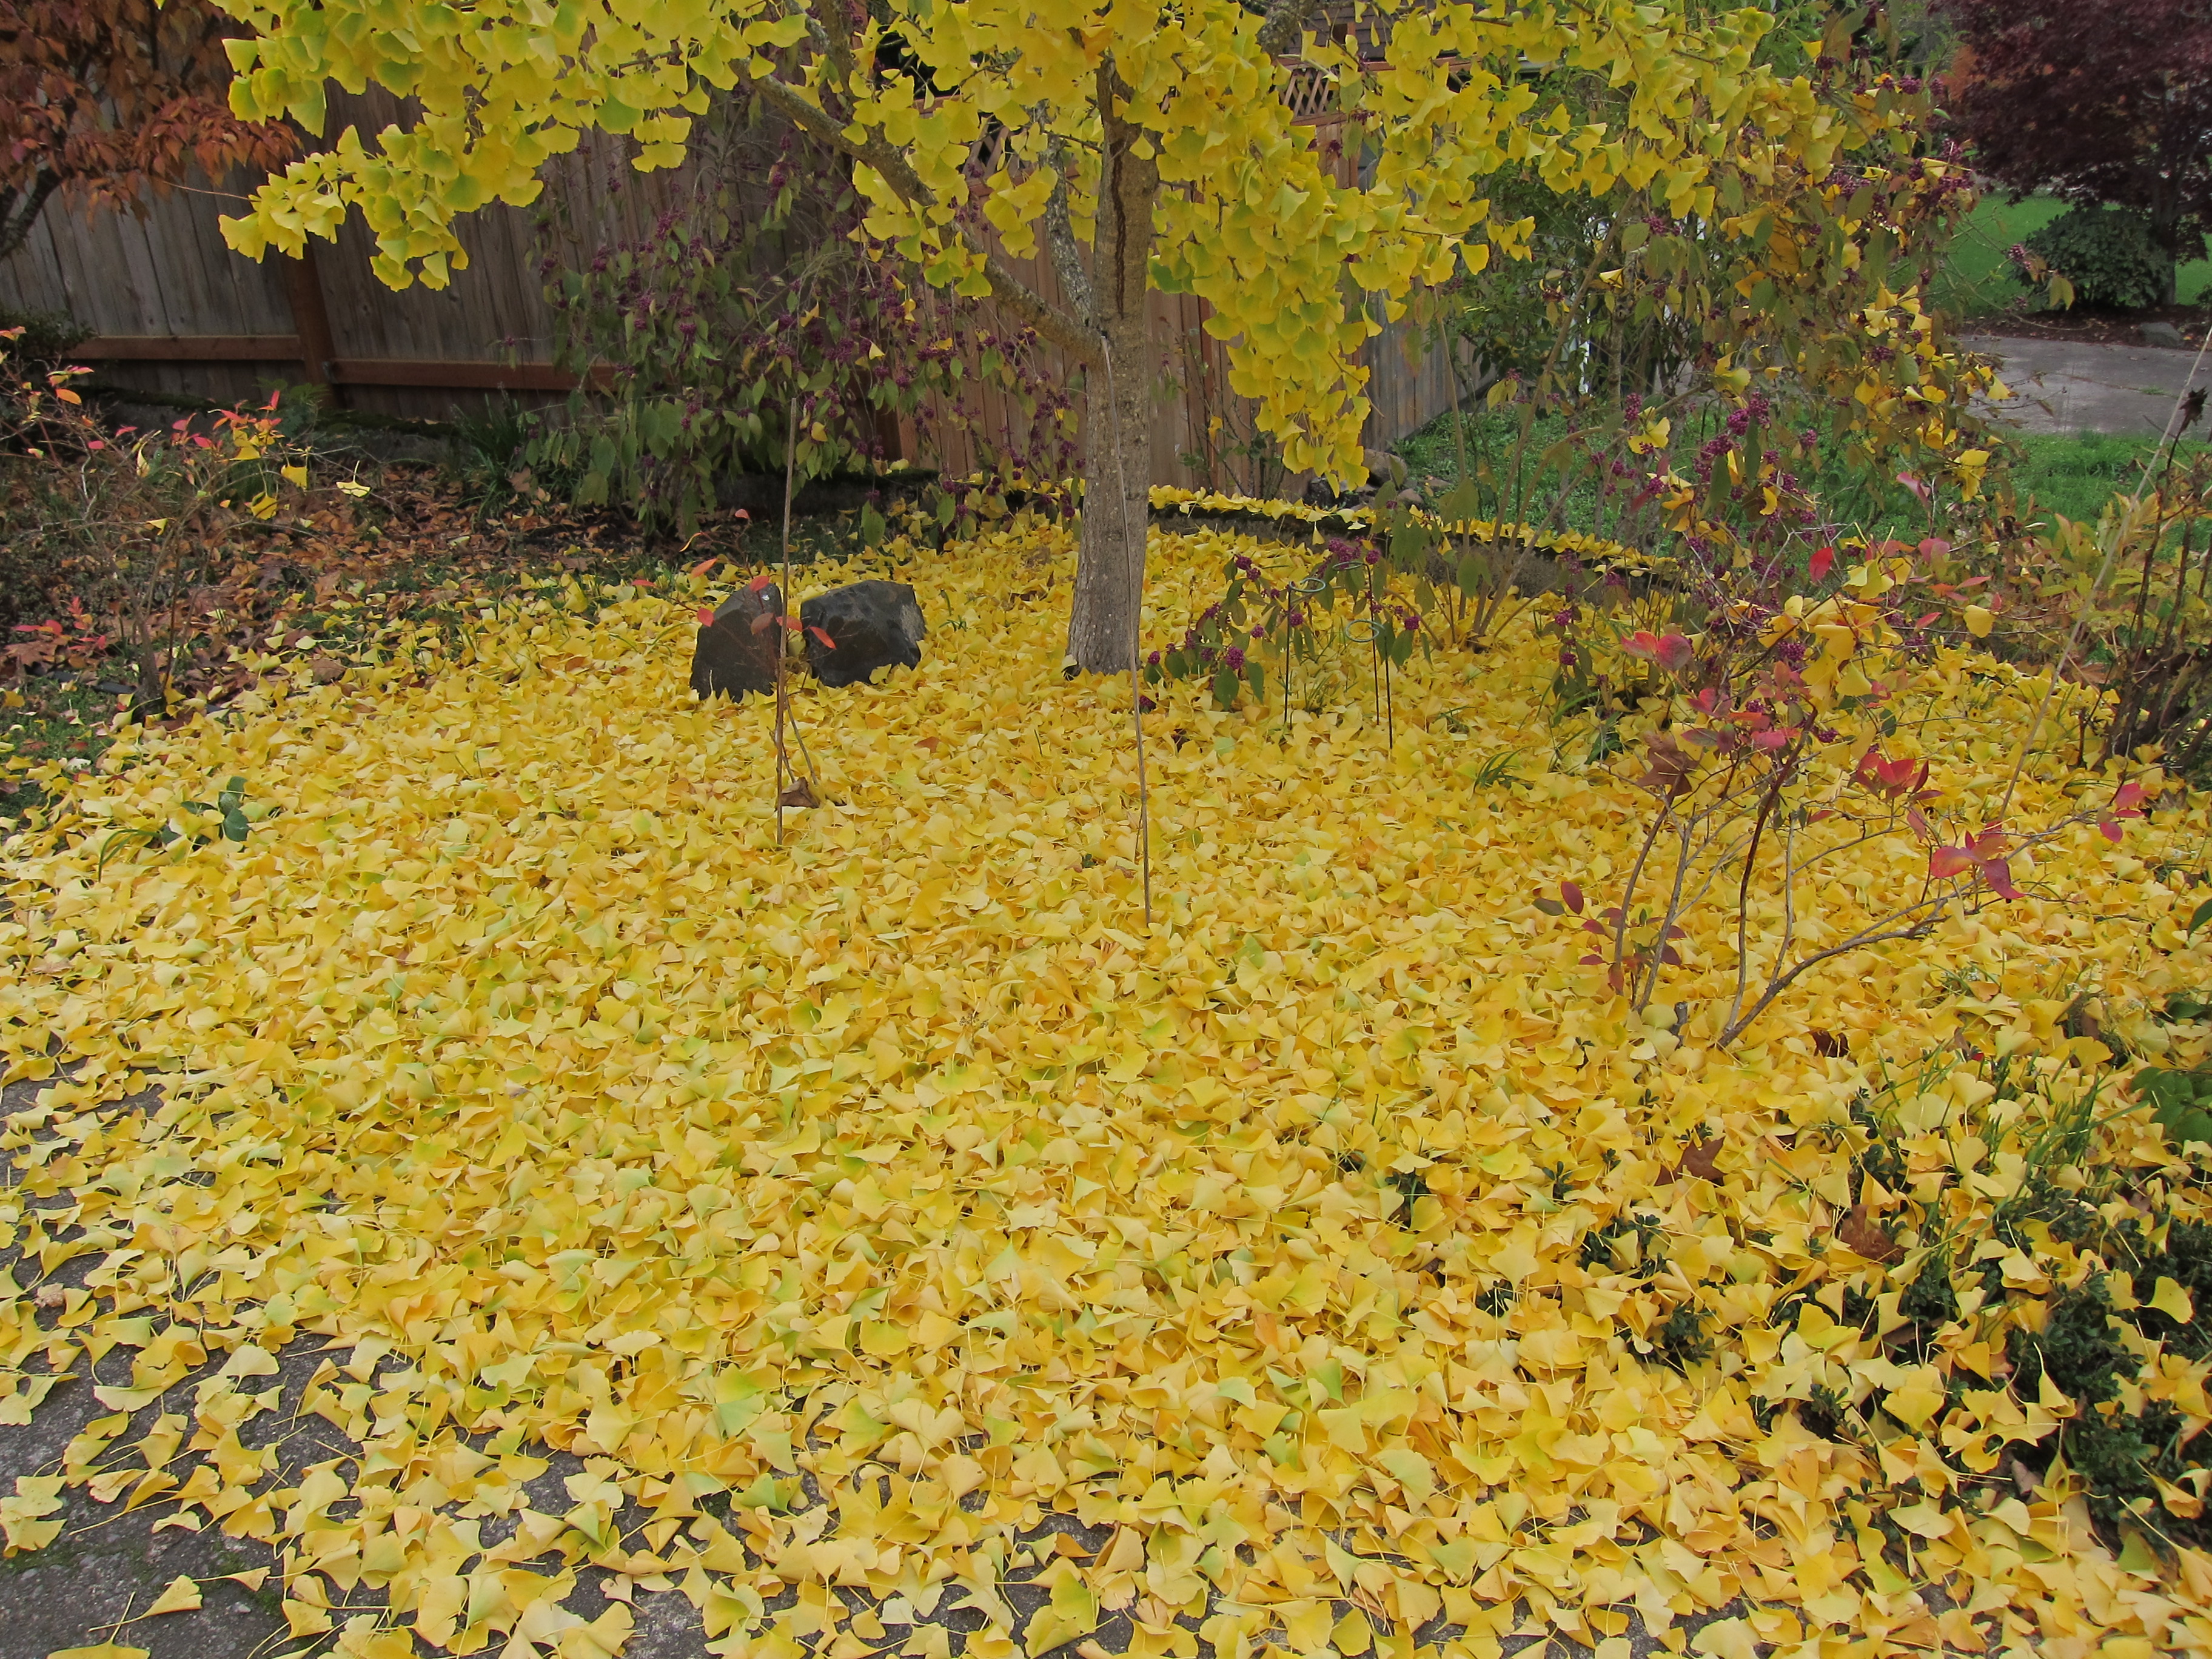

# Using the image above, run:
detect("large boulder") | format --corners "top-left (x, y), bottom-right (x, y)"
top-left (801, 580), bottom-right (925, 688)
top-left (689, 582), bottom-right (782, 699)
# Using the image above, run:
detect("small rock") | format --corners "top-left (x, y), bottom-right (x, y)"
top-left (2142, 320), bottom-right (2187, 349)
top-left (1362, 446), bottom-right (1406, 488)
top-left (800, 580), bottom-right (925, 688)
top-left (1304, 475), bottom-right (1375, 509)
top-left (690, 582), bottom-right (782, 699)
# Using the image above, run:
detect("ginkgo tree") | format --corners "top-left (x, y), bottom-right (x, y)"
top-left (217, 0), bottom-right (1892, 671)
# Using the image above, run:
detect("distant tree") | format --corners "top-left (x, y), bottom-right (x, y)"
top-left (0, 0), bottom-right (298, 261)
top-left (1937, 0), bottom-right (2212, 302)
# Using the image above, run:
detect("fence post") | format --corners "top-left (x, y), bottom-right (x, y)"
top-left (283, 243), bottom-right (340, 404)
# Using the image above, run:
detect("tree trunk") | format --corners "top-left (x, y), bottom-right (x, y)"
top-left (2151, 187), bottom-right (2185, 307)
top-left (1068, 308), bottom-right (1155, 672)
top-left (0, 172), bottom-right (58, 264)
top-left (1065, 71), bottom-right (1160, 675)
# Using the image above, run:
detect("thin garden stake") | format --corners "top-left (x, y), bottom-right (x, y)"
top-left (774, 397), bottom-right (798, 845)
top-left (777, 395), bottom-right (826, 799)
top-left (1100, 332), bottom-right (1152, 928)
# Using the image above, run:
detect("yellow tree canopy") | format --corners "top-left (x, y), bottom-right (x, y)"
top-left (217, 0), bottom-right (1890, 481)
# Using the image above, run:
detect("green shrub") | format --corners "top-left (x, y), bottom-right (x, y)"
top-left (0, 306), bottom-right (90, 372)
top-left (2018, 206), bottom-right (2173, 310)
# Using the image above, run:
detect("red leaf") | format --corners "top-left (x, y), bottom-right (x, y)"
top-left (1981, 858), bottom-right (2021, 900)
top-left (746, 571), bottom-right (774, 593)
top-left (1929, 846), bottom-right (1977, 880)
top-left (1809, 545), bottom-right (1835, 581)
top-left (2113, 780), bottom-right (2147, 813)
top-left (2100, 819), bottom-right (2123, 843)
top-left (696, 607), bottom-right (714, 626)
top-left (1621, 630), bottom-right (1694, 671)
top-left (1561, 880), bottom-right (1585, 914)
top-left (808, 626), bottom-right (837, 649)
top-left (688, 557), bottom-right (718, 578)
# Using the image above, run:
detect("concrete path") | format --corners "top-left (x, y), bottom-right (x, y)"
top-left (1964, 332), bottom-right (2212, 439)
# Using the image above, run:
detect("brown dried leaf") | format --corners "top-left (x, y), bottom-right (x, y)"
top-left (1837, 1204), bottom-right (1904, 1264)
top-left (1668, 1138), bottom-right (1723, 1183)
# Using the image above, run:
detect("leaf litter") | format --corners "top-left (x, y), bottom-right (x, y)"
top-left (2, 520), bottom-right (2212, 1657)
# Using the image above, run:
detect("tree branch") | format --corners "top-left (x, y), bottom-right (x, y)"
top-left (0, 170), bottom-right (59, 263)
top-left (743, 72), bottom-right (1096, 364)
top-left (1717, 902), bottom-right (1945, 1047)
top-left (1042, 139), bottom-right (1096, 332)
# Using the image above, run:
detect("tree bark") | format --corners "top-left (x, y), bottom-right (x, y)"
top-left (1065, 64), bottom-right (1159, 675)
top-left (0, 171), bottom-right (59, 263)
top-left (2151, 189), bottom-right (2185, 306)
top-left (1069, 305), bottom-right (1156, 673)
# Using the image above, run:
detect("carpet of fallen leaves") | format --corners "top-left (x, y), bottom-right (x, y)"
top-left (4, 517), bottom-right (2212, 1659)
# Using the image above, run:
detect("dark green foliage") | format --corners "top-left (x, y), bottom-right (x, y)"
top-left (2019, 206), bottom-right (2173, 311)
top-left (2006, 1276), bottom-right (2130, 1406)
top-left (2130, 1220), bottom-right (2212, 1360)
top-left (445, 396), bottom-right (572, 517)
top-left (1654, 1302), bottom-right (1711, 1371)
top-left (2067, 1402), bottom-right (2212, 1549)
top-left (1446, 164), bottom-right (1660, 392)
top-left (1798, 1383), bottom-right (1848, 1442)
top-left (1844, 1281), bottom-right (1890, 1333)
top-left (0, 306), bottom-right (89, 370)
top-left (1899, 1252), bottom-right (1961, 1332)
top-left (2008, 1245), bottom-right (2212, 1550)
top-left (1851, 1096), bottom-right (1908, 1197)
top-left (1578, 1210), bottom-right (1663, 1276)
top-left (1382, 1167), bottom-right (1430, 1224)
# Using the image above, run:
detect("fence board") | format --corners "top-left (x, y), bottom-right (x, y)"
top-left (0, 89), bottom-right (1456, 479)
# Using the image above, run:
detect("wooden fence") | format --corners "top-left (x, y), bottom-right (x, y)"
top-left (0, 82), bottom-right (1458, 491)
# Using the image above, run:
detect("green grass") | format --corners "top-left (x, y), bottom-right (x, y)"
top-left (2011, 431), bottom-right (2212, 526)
top-left (1386, 409), bottom-right (2208, 558)
top-left (1932, 194), bottom-right (2212, 320)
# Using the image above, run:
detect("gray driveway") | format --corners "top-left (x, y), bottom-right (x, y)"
top-left (1964, 332), bottom-right (2211, 439)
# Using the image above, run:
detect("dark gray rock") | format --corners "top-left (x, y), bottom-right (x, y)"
top-left (800, 580), bottom-right (925, 688)
top-left (689, 581), bottom-right (782, 700)
top-left (2142, 320), bottom-right (2188, 349)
